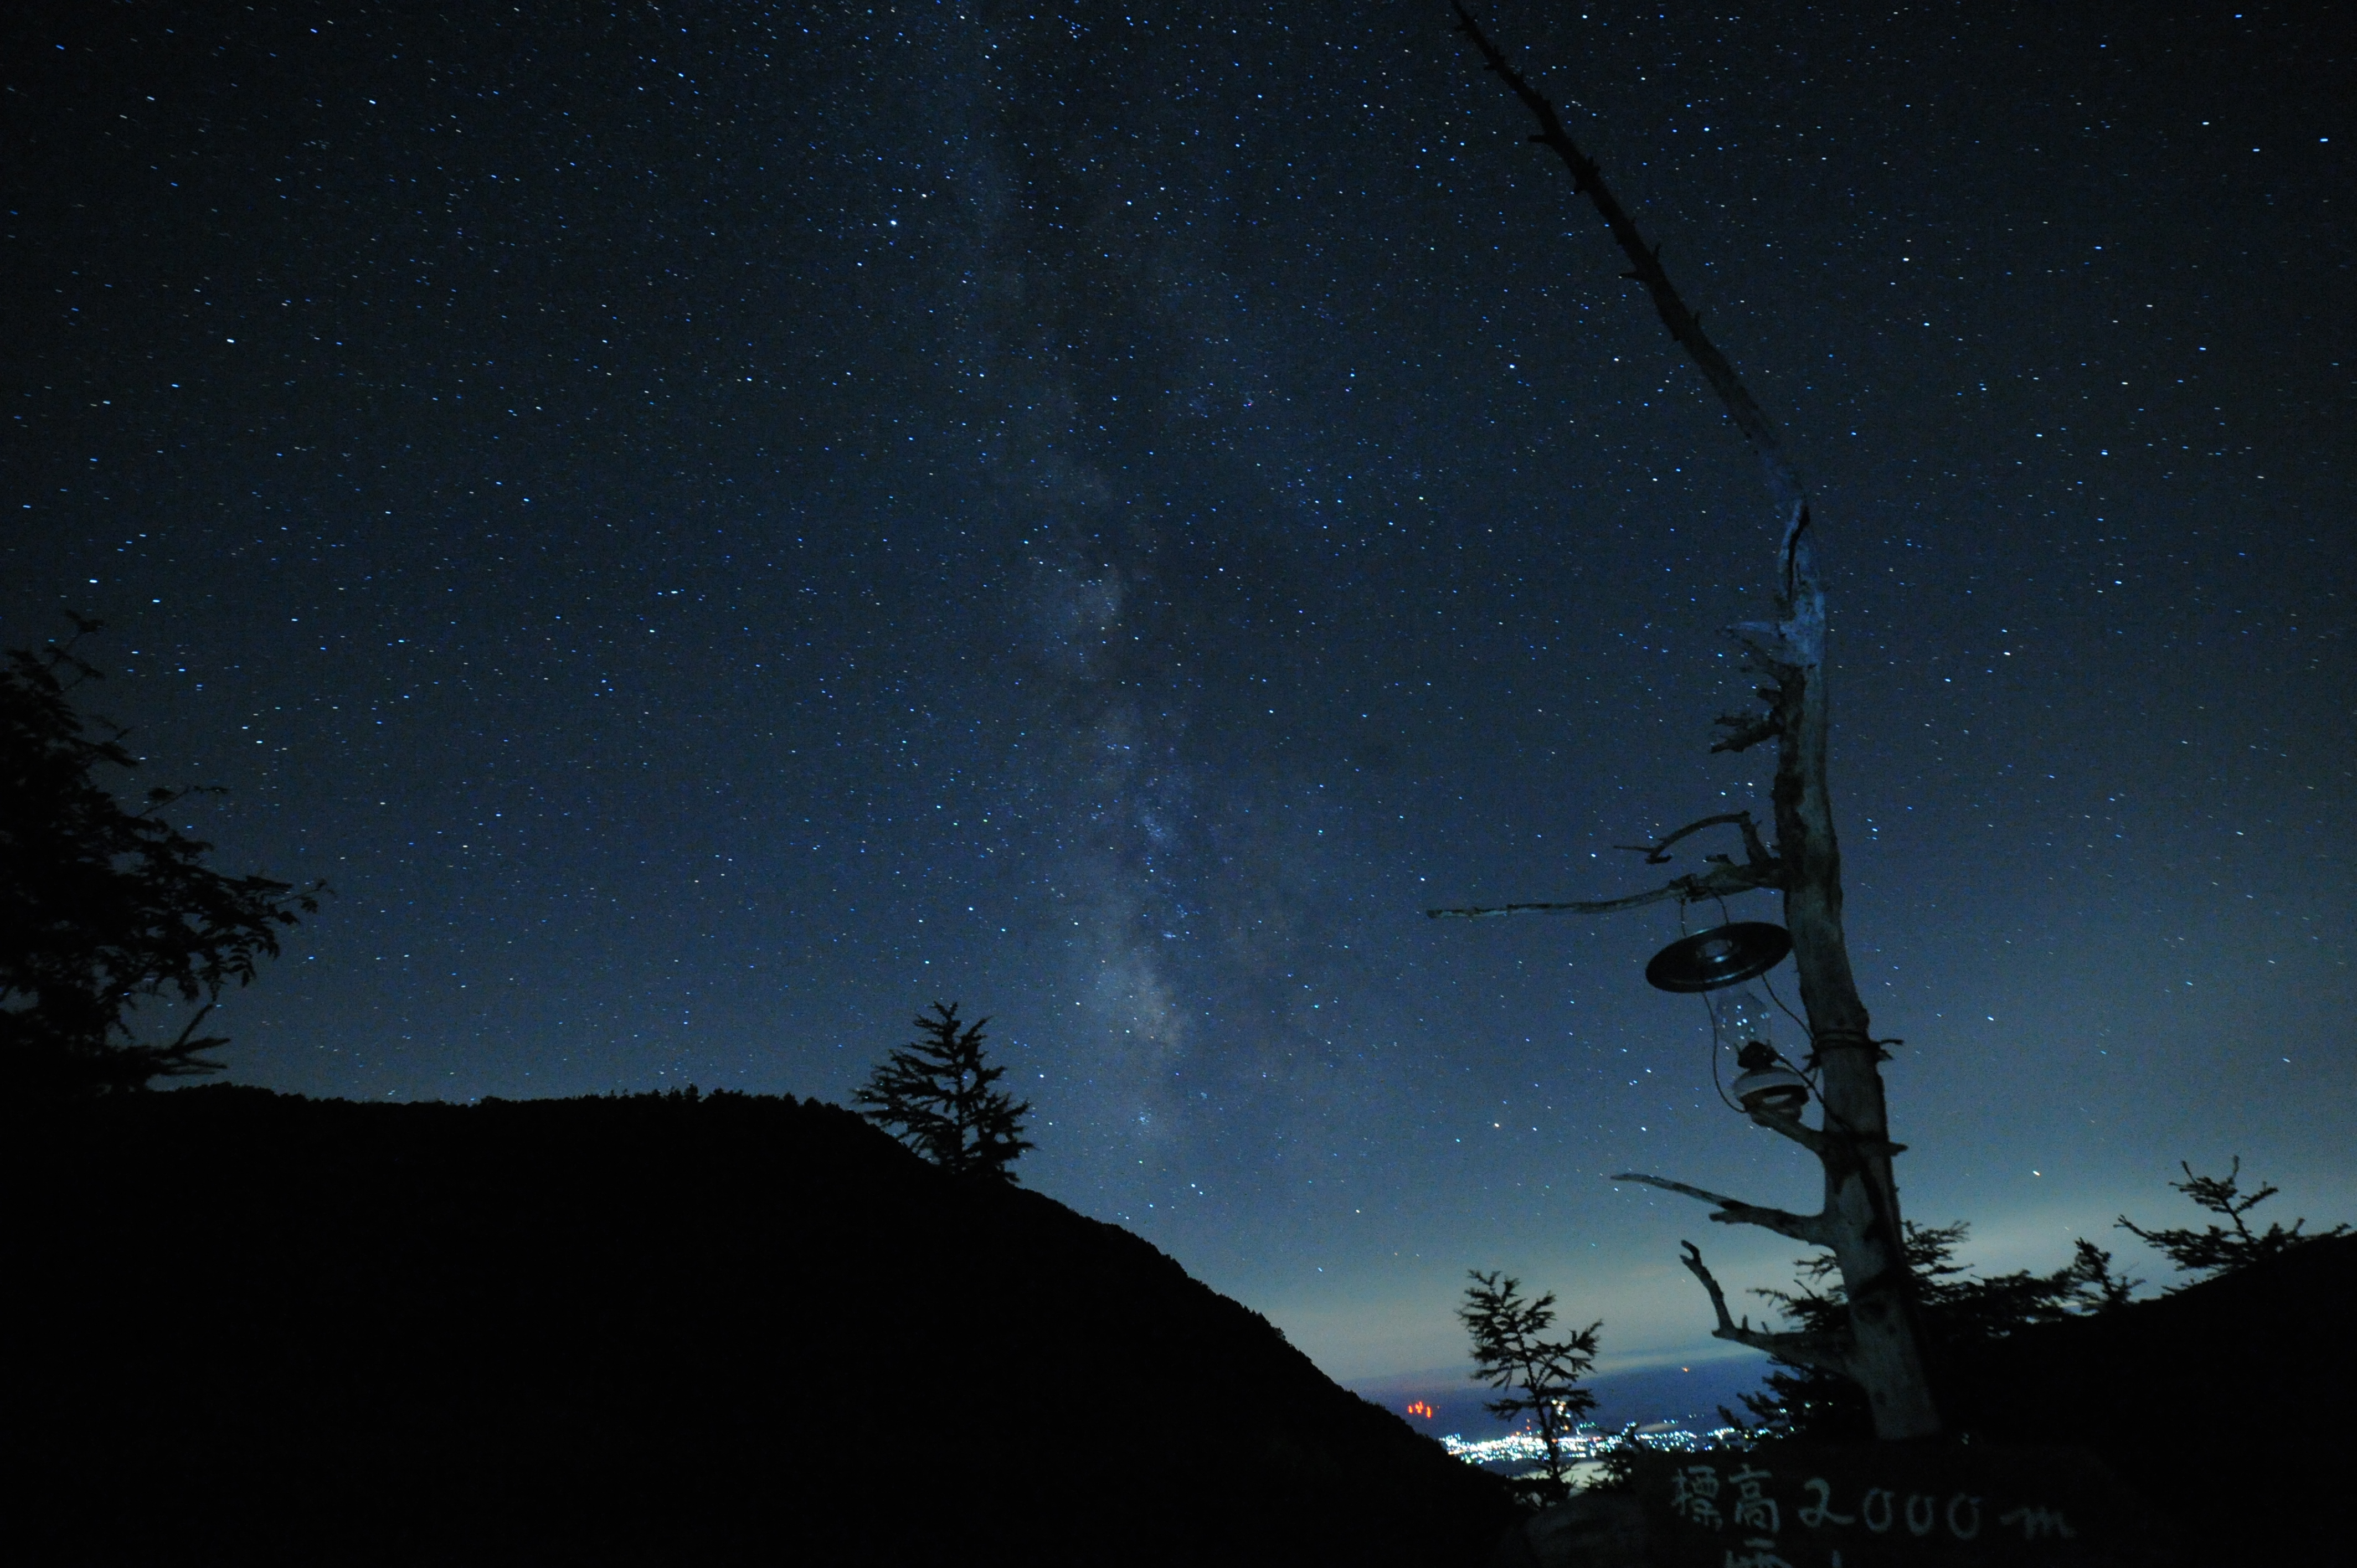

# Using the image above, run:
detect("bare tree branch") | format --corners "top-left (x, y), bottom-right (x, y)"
top-left (1613, 1173), bottom-right (1828, 1245)
top-left (1748, 1106), bottom-right (1838, 1159)
top-left (1449, 2), bottom-right (1804, 520)
top-left (1710, 711), bottom-right (1780, 755)
top-left (1426, 890), bottom-right (1684, 922)
top-left (1425, 853), bottom-right (1779, 920)
top-left (1677, 1240), bottom-right (1741, 1330)
top-left (1613, 1172), bottom-right (1749, 1209)
top-left (1727, 620), bottom-right (1809, 673)
top-left (1680, 1242), bottom-right (1853, 1371)
top-left (1612, 810), bottom-right (1771, 868)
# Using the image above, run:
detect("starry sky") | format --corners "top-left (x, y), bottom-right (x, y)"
top-left (6, 1), bottom-right (2350, 1386)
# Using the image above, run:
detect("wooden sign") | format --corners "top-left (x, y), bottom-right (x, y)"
top-left (1604, 1446), bottom-right (2171, 1567)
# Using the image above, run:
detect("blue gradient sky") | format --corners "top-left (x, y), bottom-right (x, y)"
top-left (6, 0), bottom-right (2348, 1384)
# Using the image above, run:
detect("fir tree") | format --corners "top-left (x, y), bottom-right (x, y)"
top-left (1459, 1271), bottom-right (1599, 1505)
top-left (1732, 1222), bottom-right (2139, 1441)
top-left (2117, 1157), bottom-right (2349, 1283)
top-left (853, 1002), bottom-right (1033, 1181)
top-left (2, 621), bottom-right (321, 1098)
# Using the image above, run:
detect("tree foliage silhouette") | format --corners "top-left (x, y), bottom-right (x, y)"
top-left (1458, 1270), bottom-right (1599, 1505)
top-left (1733, 1221), bottom-right (2139, 1441)
top-left (1, 621), bottom-right (321, 1098)
top-left (853, 1002), bottom-right (1033, 1181)
top-left (2117, 1156), bottom-right (2349, 1283)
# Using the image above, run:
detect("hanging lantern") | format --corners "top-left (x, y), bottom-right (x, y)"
top-left (1704, 983), bottom-right (1777, 1056)
top-left (1730, 1040), bottom-right (1810, 1118)
top-left (1708, 986), bottom-right (1807, 1116)
top-left (1643, 921), bottom-right (1792, 993)
top-left (1643, 922), bottom-right (1804, 1116)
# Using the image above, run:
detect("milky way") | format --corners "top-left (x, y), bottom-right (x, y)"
top-left (6, 0), bottom-right (2348, 1381)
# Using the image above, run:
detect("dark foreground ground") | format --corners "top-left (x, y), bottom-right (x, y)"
top-left (1939, 1228), bottom-right (2357, 1565)
top-left (1490, 1236), bottom-right (2356, 1567)
top-left (14, 1089), bottom-right (2350, 1566)
top-left (9, 1087), bottom-right (1518, 1566)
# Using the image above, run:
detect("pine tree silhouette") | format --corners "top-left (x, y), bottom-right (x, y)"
top-left (1458, 1270), bottom-right (1598, 1505)
top-left (2, 620), bottom-right (321, 1098)
top-left (853, 1002), bottom-right (1034, 1181)
top-left (1730, 1220), bottom-right (2142, 1440)
top-left (2117, 1157), bottom-right (2350, 1283)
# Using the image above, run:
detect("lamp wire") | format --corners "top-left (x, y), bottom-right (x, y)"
top-left (1702, 989), bottom-right (1743, 1112)
top-left (1682, 894), bottom-right (1747, 1112)
top-left (1758, 969), bottom-right (1821, 1091)
top-left (1679, 891), bottom-right (1823, 1113)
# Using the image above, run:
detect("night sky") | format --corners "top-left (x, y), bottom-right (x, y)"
top-left (7, 1), bottom-right (2349, 1387)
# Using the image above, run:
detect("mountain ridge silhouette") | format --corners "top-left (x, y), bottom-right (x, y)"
top-left (9, 1085), bottom-right (1517, 1565)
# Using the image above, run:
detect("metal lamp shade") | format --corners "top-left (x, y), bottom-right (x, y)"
top-left (1643, 921), bottom-right (1793, 993)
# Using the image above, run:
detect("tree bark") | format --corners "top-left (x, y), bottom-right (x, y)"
top-left (1449, 4), bottom-right (1943, 1439)
top-left (1767, 547), bottom-right (1944, 1440)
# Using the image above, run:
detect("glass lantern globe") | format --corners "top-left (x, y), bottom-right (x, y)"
top-left (1705, 984), bottom-right (1776, 1054)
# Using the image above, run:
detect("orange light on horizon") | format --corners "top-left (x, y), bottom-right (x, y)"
top-left (1405, 1399), bottom-right (1435, 1420)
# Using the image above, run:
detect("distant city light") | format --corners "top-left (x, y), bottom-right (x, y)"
top-left (1439, 1422), bottom-right (1739, 1471)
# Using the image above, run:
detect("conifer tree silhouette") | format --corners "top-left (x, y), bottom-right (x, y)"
top-left (1732, 1221), bottom-right (2141, 1440)
top-left (2, 620), bottom-right (321, 1098)
top-left (854, 1002), bottom-right (1033, 1181)
top-left (2117, 1157), bottom-right (2349, 1283)
top-left (1458, 1271), bottom-right (1598, 1505)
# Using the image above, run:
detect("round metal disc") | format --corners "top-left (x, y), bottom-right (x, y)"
top-left (1643, 921), bottom-right (1793, 993)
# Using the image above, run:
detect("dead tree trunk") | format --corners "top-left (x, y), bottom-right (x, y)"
top-left (1439, 4), bottom-right (1943, 1440)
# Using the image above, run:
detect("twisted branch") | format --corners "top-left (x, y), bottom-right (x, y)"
top-left (1680, 1242), bottom-right (1852, 1373)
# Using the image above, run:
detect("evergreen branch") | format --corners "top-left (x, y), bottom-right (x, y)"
top-left (2115, 1156), bottom-right (2348, 1281)
top-left (853, 1003), bottom-right (1033, 1180)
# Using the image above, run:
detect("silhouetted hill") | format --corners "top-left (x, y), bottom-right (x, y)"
top-left (1939, 1231), bottom-right (2357, 1562)
top-left (8, 1087), bottom-right (1517, 1566)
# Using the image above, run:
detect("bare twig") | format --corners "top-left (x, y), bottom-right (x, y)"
top-left (1426, 889), bottom-right (1686, 921)
top-left (1612, 810), bottom-right (1772, 868)
top-left (1425, 853), bottom-right (1779, 920)
top-left (1613, 1172), bottom-right (1828, 1245)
